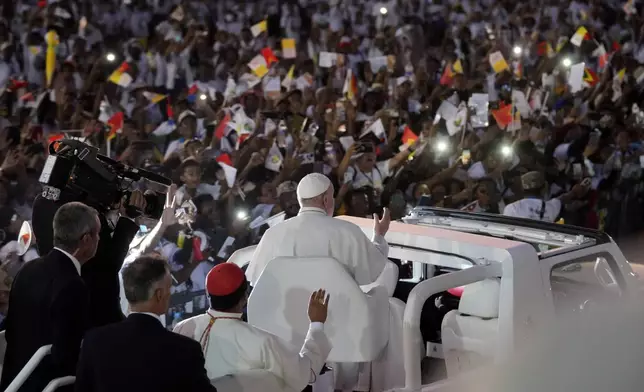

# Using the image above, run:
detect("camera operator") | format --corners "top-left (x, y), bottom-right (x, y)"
top-left (32, 190), bottom-right (145, 328)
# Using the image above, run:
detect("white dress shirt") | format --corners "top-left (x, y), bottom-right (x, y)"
top-left (54, 247), bottom-right (81, 275)
top-left (174, 309), bottom-right (330, 392)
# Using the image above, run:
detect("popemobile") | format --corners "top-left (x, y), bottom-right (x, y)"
top-left (230, 207), bottom-right (641, 392)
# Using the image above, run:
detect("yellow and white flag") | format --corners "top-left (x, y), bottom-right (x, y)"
top-left (453, 59), bottom-right (464, 74)
top-left (282, 38), bottom-right (296, 59)
top-left (251, 20), bottom-right (267, 37)
top-left (248, 55), bottom-right (269, 78)
top-left (143, 92), bottom-right (167, 104)
top-left (489, 51), bottom-right (509, 73)
top-left (108, 62), bottom-right (133, 87)
top-left (615, 67), bottom-right (626, 83)
top-left (282, 65), bottom-right (295, 90)
top-left (570, 26), bottom-right (589, 47)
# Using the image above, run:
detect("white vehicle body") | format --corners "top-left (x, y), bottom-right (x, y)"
top-left (229, 207), bottom-right (640, 392)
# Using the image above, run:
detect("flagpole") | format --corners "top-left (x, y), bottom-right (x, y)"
top-left (106, 138), bottom-right (111, 158)
top-left (540, 91), bottom-right (550, 116)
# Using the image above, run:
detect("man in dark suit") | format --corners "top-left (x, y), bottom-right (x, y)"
top-left (32, 191), bottom-right (143, 328)
top-left (75, 255), bottom-right (217, 392)
top-left (0, 202), bottom-right (101, 392)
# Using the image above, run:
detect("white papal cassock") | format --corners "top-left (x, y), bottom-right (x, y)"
top-left (174, 309), bottom-right (331, 392)
top-left (246, 205), bottom-right (406, 392)
top-left (246, 207), bottom-right (389, 287)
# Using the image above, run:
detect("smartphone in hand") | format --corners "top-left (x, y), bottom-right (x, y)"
top-left (461, 149), bottom-right (471, 165)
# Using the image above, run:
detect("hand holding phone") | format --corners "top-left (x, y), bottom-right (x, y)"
top-left (461, 149), bottom-right (471, 165)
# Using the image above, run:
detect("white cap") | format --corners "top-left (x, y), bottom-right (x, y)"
top-left (297, 173), bottom-right (331, 200)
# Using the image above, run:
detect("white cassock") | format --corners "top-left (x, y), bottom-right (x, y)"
top-left (246, 207), bottom-right (388, 287)
top-left (247, 206), bottom-right (406, 392)
top-left (174, 309), bottom-right (331, 392)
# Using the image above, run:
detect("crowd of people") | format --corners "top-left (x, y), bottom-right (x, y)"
top-left (0, 0), bottom-right (643, 389)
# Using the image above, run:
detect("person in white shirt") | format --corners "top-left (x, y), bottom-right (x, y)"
top-left (246, 173), bottom-right (390, 287)
top-left (174, 263), bottom-right (331, 392)
top-left (503, 171), bottom-right (588, 222)
top-left (175, 158), bottom-right (221, 205)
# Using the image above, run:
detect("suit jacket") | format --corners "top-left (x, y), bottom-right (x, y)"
top-left (81, 215), bottom-right (138, 328)
top-left (32, 195), bottom-right (139, 328)
top-left (75, 313), bottom-right (217, 392)
top-left (0, 250), bottom-right (89, 392)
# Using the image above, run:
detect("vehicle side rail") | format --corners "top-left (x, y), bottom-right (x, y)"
top-left (403, 264), bottom-right (502, 390)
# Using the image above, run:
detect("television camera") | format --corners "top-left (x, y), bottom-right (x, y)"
top-left (38, 139), bottom-right (172, 219)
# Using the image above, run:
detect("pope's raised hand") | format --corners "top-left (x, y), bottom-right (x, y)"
top-left (373, 207), bottom-right (391, 237)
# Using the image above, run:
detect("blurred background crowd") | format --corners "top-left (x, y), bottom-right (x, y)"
top-left (0, 0), bottom-right (643, 323)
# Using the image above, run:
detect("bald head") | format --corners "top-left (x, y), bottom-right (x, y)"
top-left (296, 173), bottom-right (334, 216)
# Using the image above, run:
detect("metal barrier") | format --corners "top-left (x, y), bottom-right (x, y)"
top-left (4, 345), bottom-right (52, 392)
top-left (43, 376), bottom-right (76, 392)
top-left (2, 343), bottom-right (76, 392)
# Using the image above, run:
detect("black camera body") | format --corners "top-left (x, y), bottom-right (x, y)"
top-left (38, 139), bottom-right (171, 219)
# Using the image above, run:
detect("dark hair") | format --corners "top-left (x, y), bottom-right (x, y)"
top-left (122, 255), bottom-right (169, 304)
top-left (179, 158), bottom-right (200, 173)
top-left (208, 280), bottom-right (248, 311)
top-left (193, 194), bottom-right (215, 211)
top-left (344, 187), bottom-right (373, 207)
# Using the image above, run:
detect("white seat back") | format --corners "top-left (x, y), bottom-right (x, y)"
top-left (361, 260), bottom-right (399, 297)
top-left (228, 246), bottom-right (257, 277)
top-left (441, 279), bottom-right (500, 378)
top-left (247, 257), bottom-right (389, 363)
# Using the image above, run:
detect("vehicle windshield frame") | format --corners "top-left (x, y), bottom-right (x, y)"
top-left (403, 207), bottom-right (608, 256)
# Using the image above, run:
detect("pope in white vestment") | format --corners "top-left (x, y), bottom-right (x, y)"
top-left (245, 173), bottom-right (405, 392)
top-left (174, 263), bottom-right (332, 392)
top-left (246, 173), bottom-right (390, 287)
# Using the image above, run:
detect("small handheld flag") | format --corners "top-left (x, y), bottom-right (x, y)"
top-left (251, 20), bottom-right (267, 37)
top-left (108, 62), bottom-right (133, 87)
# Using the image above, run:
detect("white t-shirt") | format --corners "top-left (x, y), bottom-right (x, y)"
top-left (175, 183), bottom-right (222, 205)
top-left (346, 159), bottom-right (391, 191)
top-left (503, 198), bottom-right (562, 222)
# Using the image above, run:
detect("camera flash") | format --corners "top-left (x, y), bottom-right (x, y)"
top-left (236, 209), bottom-right (249, 221)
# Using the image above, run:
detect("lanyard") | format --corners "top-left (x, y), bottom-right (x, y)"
top-left (199, 314), bottom-right (240, 356)
top-left (355, 165), bottom-right (382, 189)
